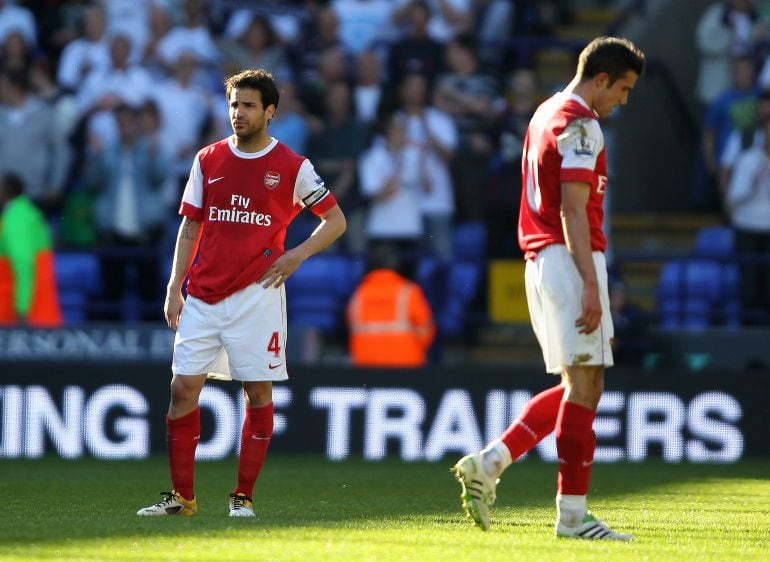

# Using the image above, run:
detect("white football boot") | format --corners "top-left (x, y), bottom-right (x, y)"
top-left (228, 492), bottom-right (256, 517)
top-left (137, 491), bottom-right (197, 516)
top-left (556, 512), bottom-right (633, 541)
top-left (451, 452), bottom-right (499, 531)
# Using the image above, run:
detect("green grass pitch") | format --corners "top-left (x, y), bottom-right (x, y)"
top-left (1, 456), bottom-right (768, 561)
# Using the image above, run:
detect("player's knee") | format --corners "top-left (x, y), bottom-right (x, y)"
top-left (243, 382), bottom-right (272, 407)
top-left (563, 367), bottom-right (603, 409)
top-left (170, 376), bottom-right (204, 405)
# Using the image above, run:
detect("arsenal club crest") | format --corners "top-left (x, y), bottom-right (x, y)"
top-left (264, 171), bottom-right (281, 189)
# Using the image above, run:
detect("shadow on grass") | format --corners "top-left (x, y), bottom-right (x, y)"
top-left (0, 455), bottom-right (768, 545)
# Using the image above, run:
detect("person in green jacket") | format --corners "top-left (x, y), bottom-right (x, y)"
top-left (0, 172), bottom-right (62, 326)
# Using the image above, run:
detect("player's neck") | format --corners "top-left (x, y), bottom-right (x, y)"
top-left (564, 77), bottom-right (594, 111)
top-left (232, 132), bottom-right (272, 153)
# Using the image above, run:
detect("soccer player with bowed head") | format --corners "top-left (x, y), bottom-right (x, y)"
top-left (453, 37), bottom-right (645, 540)
top-left (137, 69), bottom-right (346, 517)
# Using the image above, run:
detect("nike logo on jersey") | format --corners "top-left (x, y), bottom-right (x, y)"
top-left (268, 362), bottom-right (283, 369)
top-left (208, 176), bottom-right (225, 184)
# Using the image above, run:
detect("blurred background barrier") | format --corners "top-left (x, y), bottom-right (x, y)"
top-left (1, 359), bottom-right (767, 461)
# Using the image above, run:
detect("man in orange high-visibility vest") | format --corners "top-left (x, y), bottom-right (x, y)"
top-left (346, 244), bottom-right (435, 367)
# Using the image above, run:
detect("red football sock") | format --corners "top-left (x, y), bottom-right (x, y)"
top-left (555, 400), bottom-right (596, 496)
top-left (500, 384), bottom-right (564, 460)
top-left (166, 407), bottom-right (200, 501)
top-left (235, 402), bottom-right (274, 498)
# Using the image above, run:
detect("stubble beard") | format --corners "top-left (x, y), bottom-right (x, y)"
top-left (233, 122), bottom-right (264, 143)
top-left (230, 116), bottom-right (267, 144)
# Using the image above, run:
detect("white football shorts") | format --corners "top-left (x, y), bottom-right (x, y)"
top-left (172, 282), bottom-right (288, 381)
top-left (524, 244), bottom-right (614, 374)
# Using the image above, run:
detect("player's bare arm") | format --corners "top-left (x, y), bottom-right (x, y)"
top-left (259, 204), bottom-right (347, 288)
top-left (560, 181), bottom-right (601, 334)
top-left (164, 216), bottom-right (202, 331)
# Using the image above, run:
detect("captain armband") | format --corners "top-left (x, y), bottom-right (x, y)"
top-left (302, 186), bottom-right (330, 208)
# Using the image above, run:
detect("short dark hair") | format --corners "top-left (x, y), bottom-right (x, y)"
top-left (577, 36), bottom-right (645, 84)
top-left (114, 102), bottom-right (137, 117)
top-left (224, 68), bottom-right (280, 110)
top-left (410, 0), bottom-right (430, 15)
top-left (367, 242), bottom-right (401, 273)
top-left (1, 69), bottom-right (29, 92)
top-left (451, 32), bottom-right (478, 58)
top-left (1, 172), bottom-right (25, 199)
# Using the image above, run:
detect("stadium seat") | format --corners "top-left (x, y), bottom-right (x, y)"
top-left (657, 259), bottom-right (728, 329)
top-left (416, 256), bottom-right (441, 291)
top-left (55, 253), bottom-right (101, 325)
top-left (437, 262), bottom-right (482, 337)
top-left (719, 264), bottom-right (741, 328)
top-left (693, 226), bottom-right (735, 259)
top-left (412, 223), bottom-right (487, 338)
top-left (58, 291), bottom-right (87, 324)
top-left (452, 222), bottom-right (488, 263)
top-left (287, 293), bottom-right (340, 332)
top-left (448, 262), bottom-right (481, 301)
top-left (55, 252), bottom-right (101, 295)
top-left (284, 254), bottom-right (353, 333)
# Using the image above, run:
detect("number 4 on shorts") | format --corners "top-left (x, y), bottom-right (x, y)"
top-left (267, 331), bottom-right (281, 357)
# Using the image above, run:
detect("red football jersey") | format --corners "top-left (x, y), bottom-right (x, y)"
top-left (179, 137), bottom-right (337, 303)
top-left (518, 93), bottom-right (608, 260)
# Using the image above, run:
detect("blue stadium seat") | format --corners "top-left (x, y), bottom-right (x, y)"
top-left (55, 252), bottom-right (101, 295)
top-left (719, 264), bottom-right (741, 327)
top-left (437, 262), bottom-right (482, 337)
top-left (415, 228), bottom-right (487, 338)
top-left (287, 293), bottom-right (340, 332)
top-left (55, 253), bottom-right (101, 325)
top-left (693, 226), bottom-right (735, 259)
top-left (448, 262), bottom-right (481, 301)
top-left (659, 297), bottom-right (711, 330)
top-left (452, 222), bottom-right (488, 263)
top-left (284, 254), bottom-right (353, 333)
top-left (416, 256), bottom-right (441, 287)
top-left (657, 259), bottom-right (728, 329)
top-left (58, 291), bottom-right (87, 324)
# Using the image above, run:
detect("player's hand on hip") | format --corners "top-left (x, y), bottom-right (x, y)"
top-left (259, 249), bottom-right (303, 289)
top-left (164, 288), bottom-right (185, 331)
top-left (575, 284), bottom-right (602, 334)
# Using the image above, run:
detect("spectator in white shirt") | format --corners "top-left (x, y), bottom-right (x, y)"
top-left (156, 0), bottom-right (219, 70)
top-left (141, 3), bottom-right (174, 80)
top-left (218, 14), bottom-right (291, 81)
top-left (393, 0), bottom-right (472, 44)
top-left (359, 113), bottom-right (423, 252)
top-left (718, 90), bottom-right (770, 202)
top-left (56, 4), bottom-right (111, 93)
top-left (331, 0), bottom-right (397, 56)
top-left (0, 0), bottom-right (36, 47)
top-left (353, 49), bottom-right (383, 126)
top-left (102, 0), bottom-right (152, 63)
top-left (0, 69), bottom-right (71, 214)
top-left (150, 50), bottom-right (211, 202)
top-left (396, 72), bottom-right (457, 261)
top-left (725, 117), bottom-right (770, 325)
top-left (77, 33), bottom-right (153, 148)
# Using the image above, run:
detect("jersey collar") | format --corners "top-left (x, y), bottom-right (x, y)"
top-left (565, 92), bottom-right (590, 110)
top-left (564, 92), bottom-right (598, 116)
top-left (227, 136), bottom-right (278, 159)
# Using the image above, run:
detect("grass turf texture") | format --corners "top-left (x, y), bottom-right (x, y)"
top-left (1, 456), bottom-right (768, 561)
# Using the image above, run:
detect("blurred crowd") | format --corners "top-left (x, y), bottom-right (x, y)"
top-left (0, 0), bottom-right (578, 323)
top-left (696, 0), bottom-right (770, 325)
top-left (7, 0), bottom-right (767, 335)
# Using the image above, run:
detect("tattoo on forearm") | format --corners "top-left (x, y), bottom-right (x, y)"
top-left (181, 219), bottom-right (196, 241)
